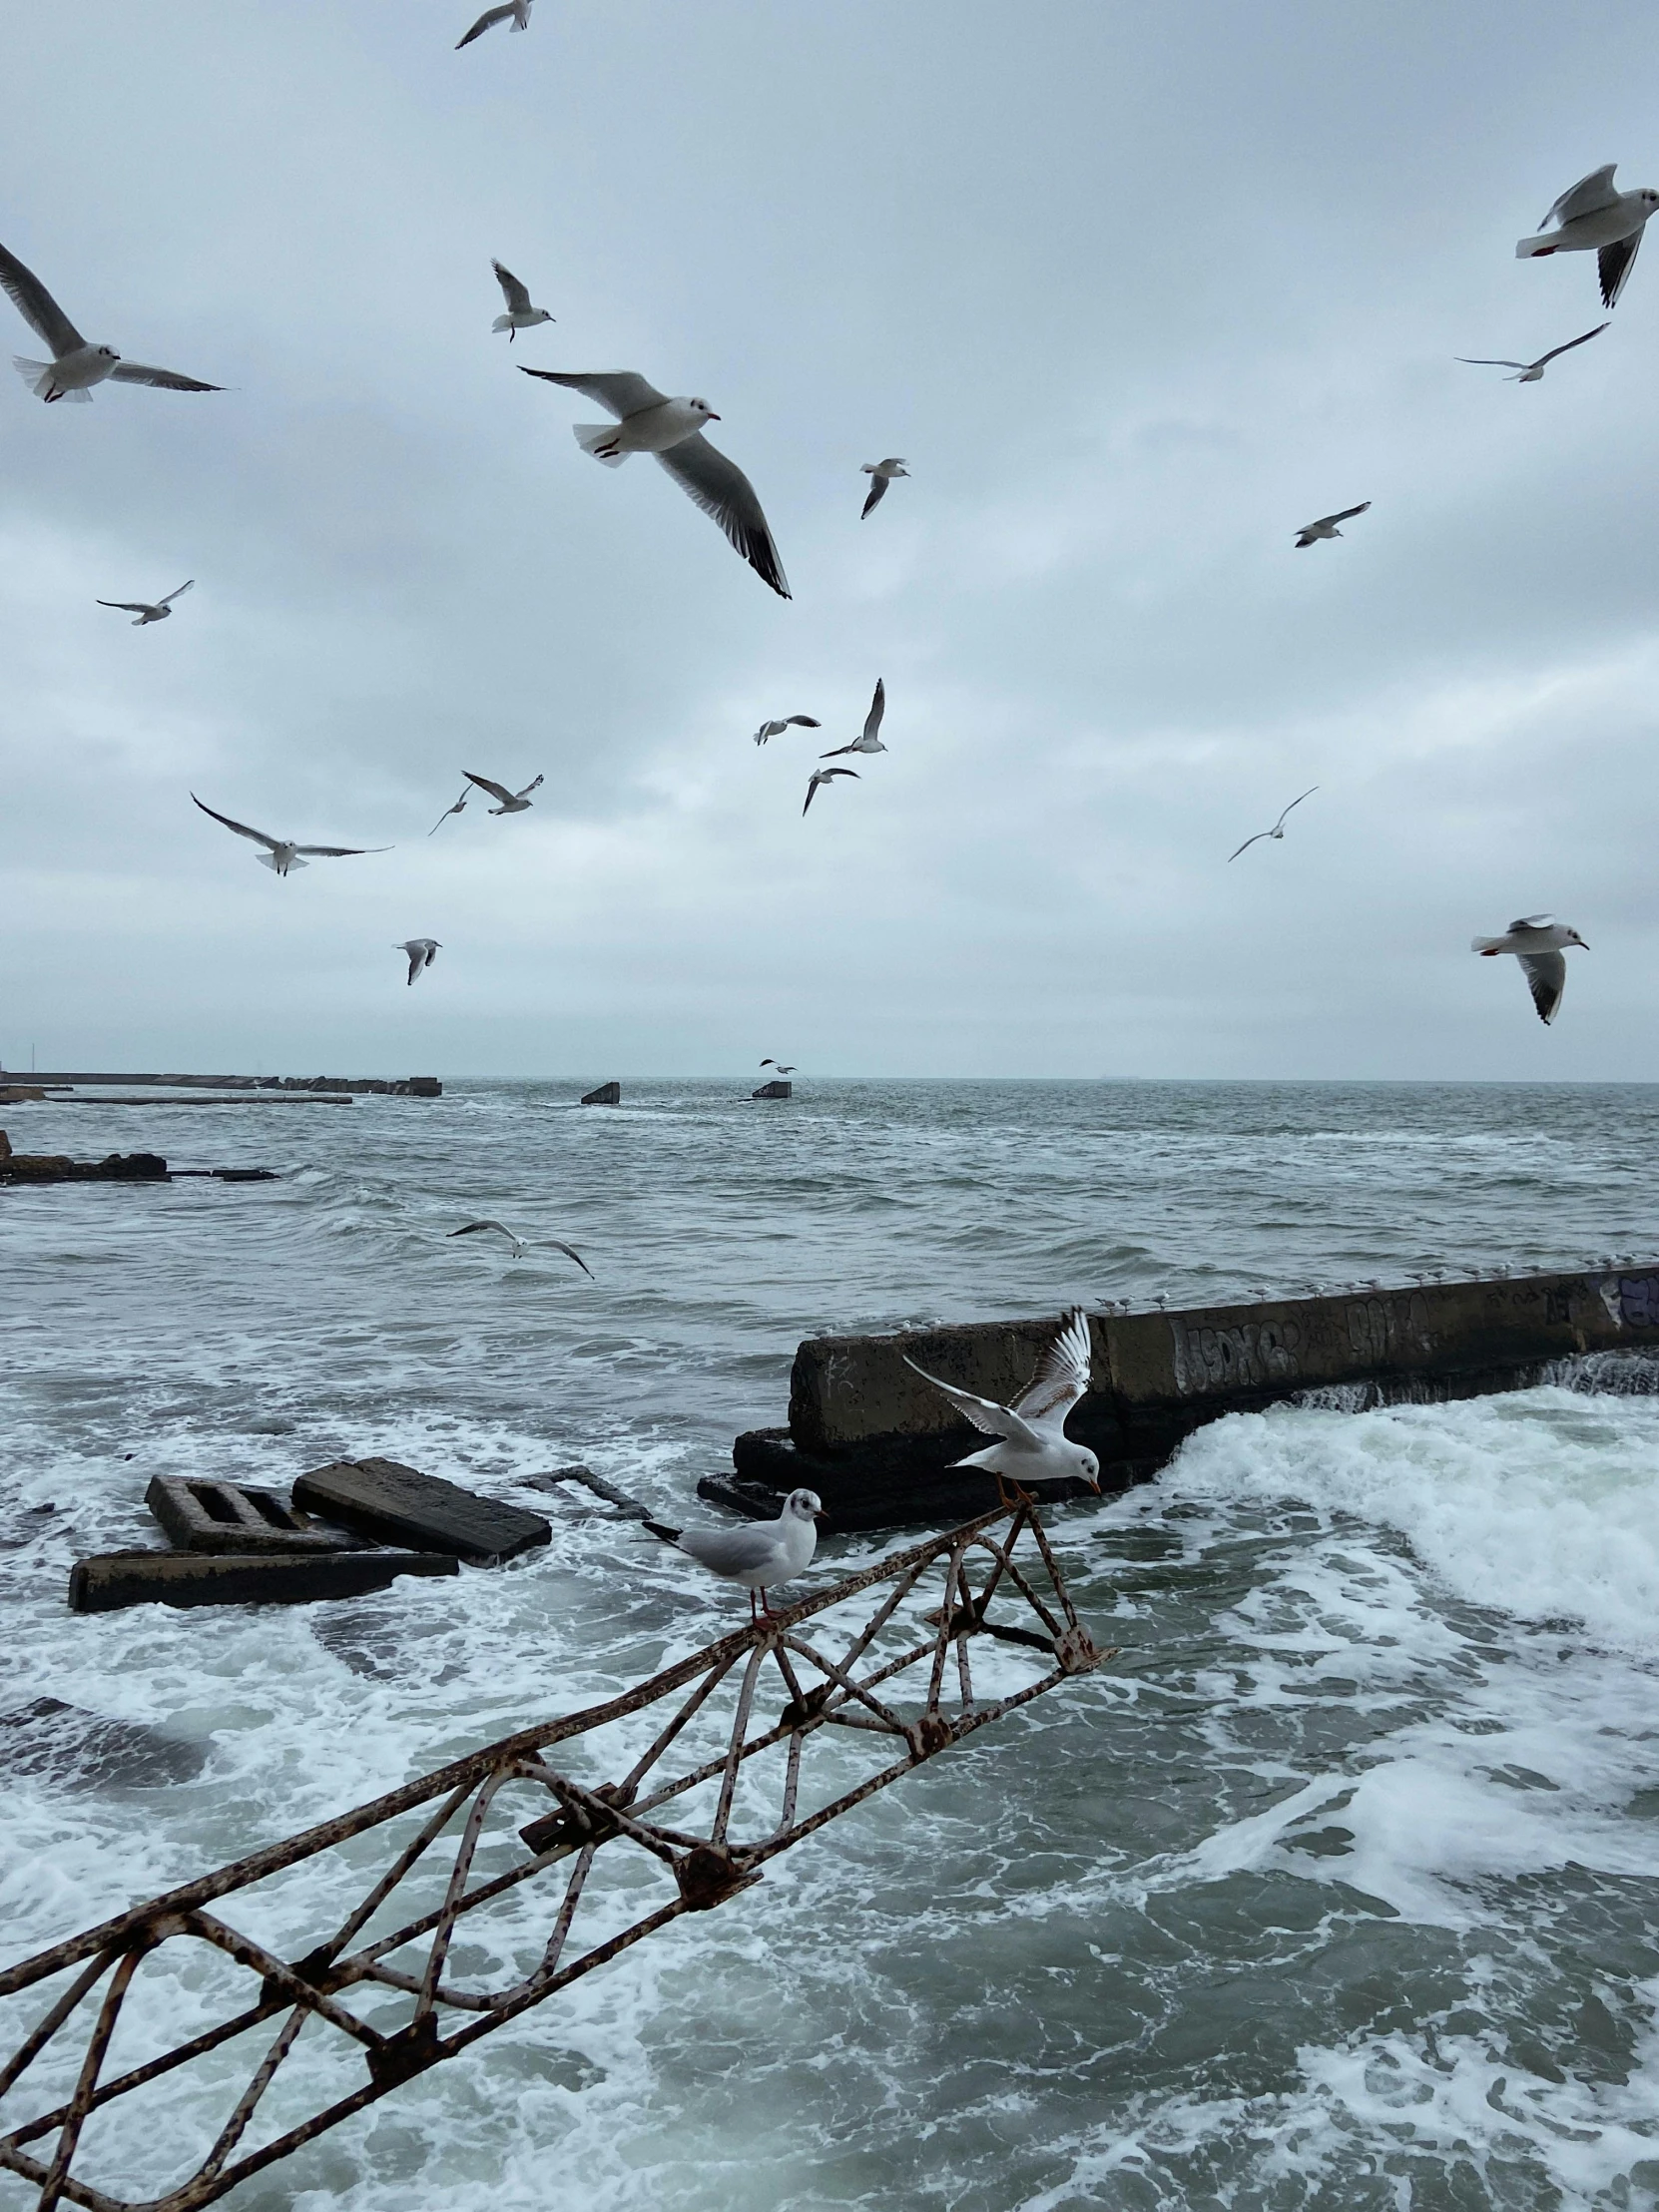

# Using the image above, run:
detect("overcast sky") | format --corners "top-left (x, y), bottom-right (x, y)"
top-left (4, 0), bottom-right (1659, 1080)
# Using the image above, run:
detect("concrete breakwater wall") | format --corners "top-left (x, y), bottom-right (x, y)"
top-left (17, 1071), bottom-right (441, 1095)
top-left (714, 1267), bottom-right (1659, 1530)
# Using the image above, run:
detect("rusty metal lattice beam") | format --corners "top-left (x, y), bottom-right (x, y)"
top-left (0, 1502), bottom-right (1106, 2212)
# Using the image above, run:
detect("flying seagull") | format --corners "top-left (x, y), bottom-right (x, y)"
top-left (804, 766), bottom-right (859, 816)
top-left (760, 1059), bottom-right (798, 1073)
top-left (1471, 914), bottom-right (1588, 1026)
top-left (519, 368), bottom-right (790, 598)
top-left (903, 1308), bottom-right (1102, 1504)
top-left (1516, 165), bottom-right (1659, 308)
top-left (456, 0), bottom-right (530, 48)
top-left (643, 1486), bottom-right (824, 1621)
top-left (429, 790), bottom-right (469, 834)
top-left (96, 580), bottom-right (193, 627)
top-left (1295, 502), bottom-right (1370, 548)
top-left (1455, 322), bottom-right (1608, 381)
top-left (190, 794), bottom-right (390, 877)
top-left (753, 715), bottom-right (821, 746)
top-left (491, 260), bottom-right (553, 341)
top-left (397, 938), bottom-right (440, 985)
top-left (0, 241), bottom-right (222, 404)
top-left (465, 770), bottom-right (543, 815)
top-left (1228, 786), bottom-right (1319, 862)
top-left (860, 458), bottom-right (909, 518)
top-left (821, 679), bottom-right (887, 758)
top-left (448, 1221), bottom-right (593, 1274)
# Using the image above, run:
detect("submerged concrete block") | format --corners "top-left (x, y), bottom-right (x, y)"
top-left (68, 1549), bottom-right (457, 1613)
top-left (752, 1080), bottom-right (792, 1099)
top-left (292, 1457), bottom-right (551, 1564)
top-left (145, 1475), bottom-right (360, 1553)
top-left (580, 1080), bottom-right (621, 1106)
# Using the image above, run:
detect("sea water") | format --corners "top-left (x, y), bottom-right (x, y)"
top-left (2, 1079), bottom-right (1658, 2210)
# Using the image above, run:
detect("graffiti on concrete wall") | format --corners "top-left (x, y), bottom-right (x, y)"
top-left (1170, 1316), bottom-right (1304, 1394)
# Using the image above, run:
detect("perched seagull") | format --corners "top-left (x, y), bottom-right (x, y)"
top-left (456, 0), bottom-right (530, 48)
top-left (519, 368), bottom-right (790, 598)
top-left (491, 260), bottom-right (553, 341)
top-left (1295, 502), bottom-right (1370, 548)
top-left (191, 795), bottom-right (390, 877)
top-left (1228, 786), bottom-right (1319, 862)
top-left (96, 580), bottom-right (193, 627)
top-left (760, 1059), bottom-right (798, 1073)
top-left (1471, 914), bottom-right (1588, 1026)
top-left (465, 770), bottom-right (543, 815)
top-left (1516, 165), bottom-right (1659, 308)
top-left (0, 241), bottom-right (222, 404)
top-left (1455, 322), bottom-right (1608, 381)
top-left (448, 1221), bottom-right (593, 1275)
top-left (821, 679), bottom-right (887, 758)
top-left (804, 766), bottom-right (859, 816)
top-left (753, 715), bottom-right (821, 747)
top-left (643, 1487), bottom-right (824, 1622)
top-left (429, 789), bottom-right (469, 834)
top-left (859, 458), bottom-right (909, 518)
top-left (903, 1308), bottom-right (1101, 1504)
top-left (397, 938), bottom-right (440, 985)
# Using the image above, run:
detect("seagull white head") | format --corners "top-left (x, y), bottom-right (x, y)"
top-left (689, 396), bottom-right (720, 421)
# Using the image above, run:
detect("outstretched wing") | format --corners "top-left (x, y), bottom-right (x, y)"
top-left (456, 4), bottom-right (513, 47)
top-left (160, 580), bottom-right (195, 607)
top-left (902, 1354), bottom-right (1045, 1447)
top-left (97, 601), bottom-right (151, 615)
top-left (1535, 321), bottom-right (1609, 366)
top-left (191, 794), bottom-right (276, 850)
top-left (819, 740), bottom-right (861, 758)
top-left (492, 260), bottom-right (532, 313)
top-left (655, 432), bottom-right (791, 598)
top-left (860, 474), bottom-right (889, 519)
top-left (1518, 950), bottom-right (1567, 1024)
top-left (1455, 357), bottom-right (1526, 369)
top-left (107, 362), bottom-right (223, 392)
top-left (429, 791), bottom-right (468, 833)
top-left (1542, 164), bottom-right (1619, 230)
top-left (464, 771), bottom-right (515, 805)
top-left (803, 776), bottom-right (821, 816)
top-left (0, 241), bottom-right (84, 356)
top-left (1014, 1309), bottom-right (1094, 1428)
top-left (1323, 502), bottom-right (1371, 527)
top-left (1227, 830), bottom-right (1269, 861)
top-left (1508, 913), bottom-right (1554, 932)
top-left (515, 773), bottom-right (545, 800)
top-left (1273, 786), bottom-right (1319, 832)
top-left (517, 367), bottom-right (668, 418)
top-left (1598, 233), bottom-right (1642, 308)
top-left (545, 1239), bottom-right (593, 1279)
top-left (787, 716), bottom-right (821, 729)
top-left (862, 679), bottom-right (885, 746)
top-left (292, 842), bottom-right (392, 858)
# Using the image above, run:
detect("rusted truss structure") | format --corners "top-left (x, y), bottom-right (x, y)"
top-left (0, 1500), bottom-right (1104, 2212)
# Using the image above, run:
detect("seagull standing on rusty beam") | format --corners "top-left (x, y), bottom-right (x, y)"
top-left (904, 1310), bottom-right (1101, 1503)
top-left (643, 1487), bottom-right (826, 1621)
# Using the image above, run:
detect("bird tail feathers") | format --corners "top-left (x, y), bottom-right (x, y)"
top-left (491, 313), bottom-right (514, 332)
top-left (1515, 234), bottom-right (1559, 259)
top-left (574, 422), bottom-right (628, 466)
top-left (14, 355), bottom-right (90, 400)
top-left (1471, 936), bottom-right (1505, 954)
top-left (258, 853), bottom-right (306, 873)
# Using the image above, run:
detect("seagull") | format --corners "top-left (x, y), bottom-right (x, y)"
top-left (465, 770), bottom-right (543, 815)
top-left (903, 1309), bottom-right (1101, 1505)
top-left (1228, 786), bottom-right (1319, 861)
top-left (753, 715), bottom-right (821, 747)
top-left (1455, 322), bottom-right (1608, 381)
top-left (491, 260), bottom-right (553, 341)
top-left (820, 680), bottom-right (887, 758)
top-left (397, 938), bottom-right (440, 985)
top-left (1295, 502), bottom-right (1370, 548)
top-left (448, 1221), bottom-right (593, 1274)
top-left (191, 794), bottom-right (390, 877)
top-left (0, 241), bottom-right (222, 404)
top-left (860, 458), bottom-right (909, 518)
top-left (96, 580), bottom-right (194, 627)
top-left (1471, 914), bottom-right (1588, 1026)
top-left (804, 766), bottom-right (859, 816)
top-left (429, 790), bottom-right (469, 834)
top-left (456, 0), bottom-right (530, 48)
top-left (1516, 165), bottom-right (1659, 308)
top-left (519, 368), bottom-right (790, 598)
top-left (760, 1060), bottom-right (798, 1073)
top-left (643, 1487), bottom-right (824, 1622)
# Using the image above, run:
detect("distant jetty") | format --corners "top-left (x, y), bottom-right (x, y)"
top-left (9, 1071), bottom-right (441, 1097)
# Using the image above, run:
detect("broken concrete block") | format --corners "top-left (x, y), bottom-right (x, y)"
top-left (145, 1475), bottom-right (362, 1554)
top-left (292, 1457), bottom-right (551, 1564)
top-left (751, 1080), bottom-right (792, 1099)
top-left (68, 1549), bottom-right (458, 1614)
top-left (580, 1080), bottom-right (621, 1106)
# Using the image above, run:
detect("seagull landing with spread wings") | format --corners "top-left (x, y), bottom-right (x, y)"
top-left (97, 580), bottom-right (193, 627)
top-left (753, 715), bottom-right (820, 746)
top-left (465, 771), bottom-right (543, 816)
top-left (0, 241), bottom-right (222, 404)
top-left (448, 1221), bottom-right (592, 1274)
top-left (903, 1309), bottom-right (1101, 1505)
top-left (760, 1059), bottom-right (798, 1074)
top-left (191, 795), bottom-right (390, 877)
top-left (821, 680), bottom-right (887, 758)
top-left (860, 458), bottom-right (909, 518)
top-left (1456, 322), bottom-right (1608, 381)
top-left (1295, 502), bottom-right (1370, 548)
top-left (490, 261), bottom-right (553, 340)
top-left (456, 0), bottom-right (530, 48)
top-left (1228, 787), bottom-right (1319, 862)
top-left (1471, 915), bottom-right (1589, 1026)
top-left (519, 368), bottom-right (790, 598)
top-left (1517, 165), bottom-right (1659, 308)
